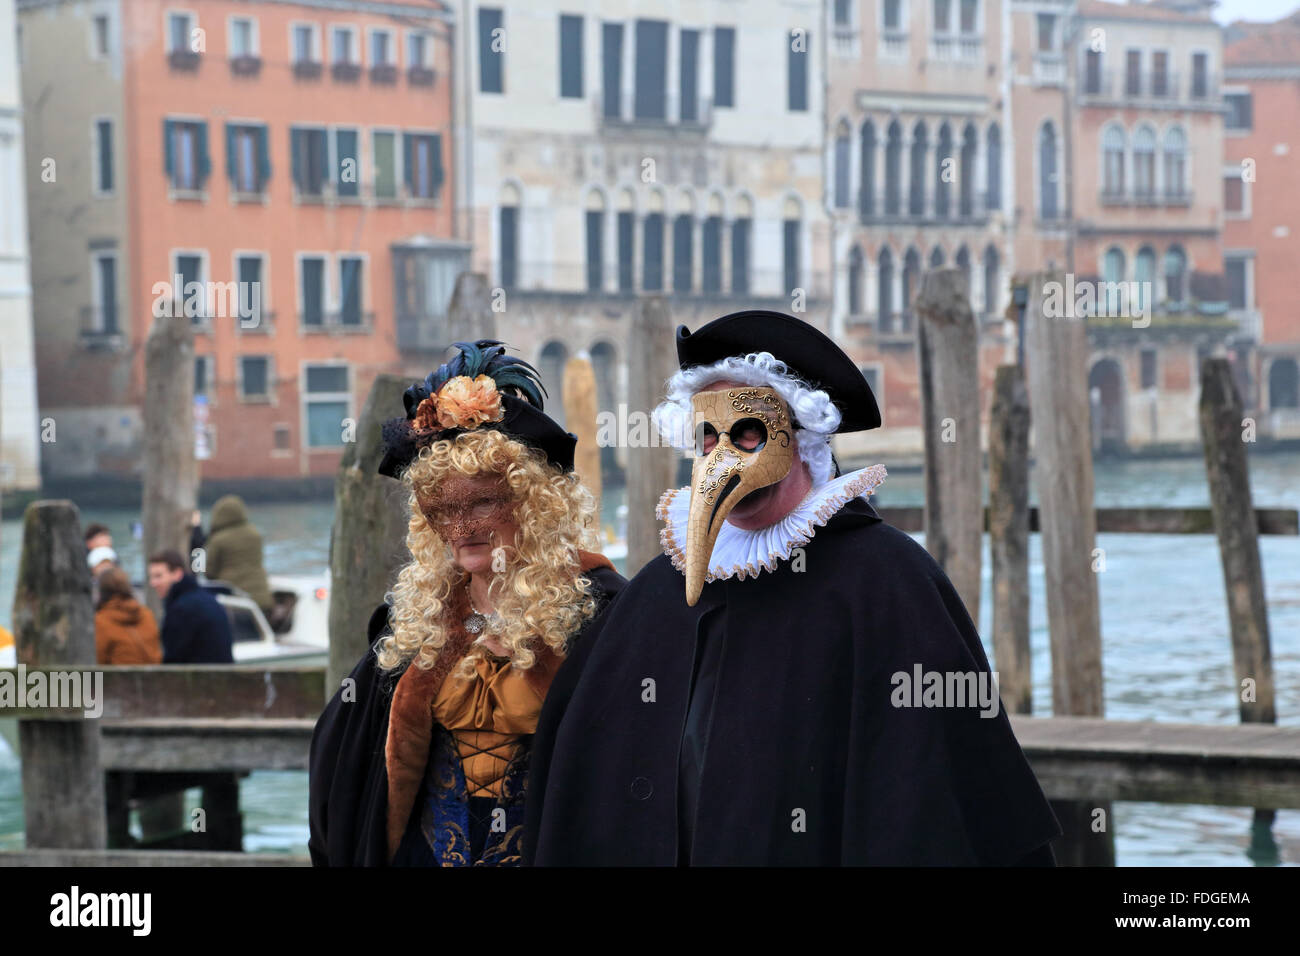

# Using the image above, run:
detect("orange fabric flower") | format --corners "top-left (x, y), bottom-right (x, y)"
top-left (424, 374), bottom-right (505, 430)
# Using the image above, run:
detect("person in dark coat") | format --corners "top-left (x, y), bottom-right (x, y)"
top-left (204, 495), bottom-right (273, 614)
top-left (308, 341), bottom-right (625, 867)
top-left (148, 549), bottom-right (234, 664)
top-left (524, 311), bottom-right (1062, 866)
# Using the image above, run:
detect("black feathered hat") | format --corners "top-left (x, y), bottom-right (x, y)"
top-left (675, 310), bottom-right (882, 432)
top-left (377, 340), bottom-right (577, 478)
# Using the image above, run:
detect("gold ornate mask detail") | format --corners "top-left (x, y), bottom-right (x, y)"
top-left (683, 387), bottom-right (795, 606)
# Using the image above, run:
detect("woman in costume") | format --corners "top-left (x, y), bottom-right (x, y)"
top-left (308, 341), bottom-right (624, 866)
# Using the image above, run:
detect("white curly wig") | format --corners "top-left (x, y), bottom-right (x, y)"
top-left (651, 351), bottom-right (841, 487)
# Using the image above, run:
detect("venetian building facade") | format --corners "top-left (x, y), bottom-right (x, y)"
top-left (1009, 0), bottom-right (1233, 454)
top-left (454, 0), bottom-right (830, 476)
top-left (825, 0), bottom-right (1014, 463)
top-left (0, 0), bottom-right (41, 493)
top-left (1223, 12), bottom-right (1300, 442)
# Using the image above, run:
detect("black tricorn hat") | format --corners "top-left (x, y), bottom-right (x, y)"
top-left (377, 340), bottom-right (577, 478)
top-left (675, 310), bottom-right (882, 431)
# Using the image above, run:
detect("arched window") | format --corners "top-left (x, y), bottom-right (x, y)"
top-left (590, 341), bottom-right (619, 473)
top-left (1164, 244), bottom-right (1187, 306)
top-left (1133, 125), bottom-right (1156, 200)
top-left (902, 247), bottom-right (921, 330)
top-left (538, 341), bottom-right (568, 427)
top-left (985, 123), bottom-right (1001, 211)
top-left (1103, 124), bottom-right (1125, 197)
top-left (983, 244), bottom-right (999, 316)
top-left (1039, 122), bottom-right (1058, 219)
top-left (884, 121), bottom-right (903, 216)
top-left (929, 245), bottom-right (946, 269)
top-left (859, 119), bottom-right (876, 221)
top-left (955, 245), bottom-right (971, 297)
top-left (1135, 246), bottom-right (1155, 310)
top-left (848, 245), bottom-right (864, 315)
top-left (934, 123), bottom-right (953, 218)
top-left (834, 121), bottom-right (851, 209)
top-left (909, 121), bottom-right (928, 217)
top-left (1163, 126), bottom-right (1186, 200)
top-left (1103, 246), bottom-right (1126, 285)
top-left (642, 189), bottom-right (665, 291)
top-left (878, 248), bottom-right (895, 331)
top-left (731, 194), bottom-right (752, 295)
top-left (959, 124), bottom-right (977, 218)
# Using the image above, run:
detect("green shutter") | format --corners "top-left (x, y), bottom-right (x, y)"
top-left (257, 125), bottom-right (271, 187)
top-left (403, 134), bottom-right (414, 195)
top-left (225, 123), bottom-right (237, 185)
top-left (163, 119), bottom-right (174, 177)
top-left (373, 132), bottom-right (395, 198)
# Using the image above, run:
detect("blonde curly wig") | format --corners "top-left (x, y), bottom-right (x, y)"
top-left (377, 428), bottom-right (603, 678)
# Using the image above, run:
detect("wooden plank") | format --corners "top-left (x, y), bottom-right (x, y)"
top-left (916, 269), bottom-right (983, 624)
top-left (100, 719), bottom-right (314, 772)
top-left (875, 506), bottom-right (1298, 535)
top-left (0, 849), bottom-right (310, 867)
top-left (5, 666), bottom-right (326, 721)
top-left (1013, 716), bottom-right (1300, 808)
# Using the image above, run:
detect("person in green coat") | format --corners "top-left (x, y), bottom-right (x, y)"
top-left (204, 494), bottom-right (273, 615)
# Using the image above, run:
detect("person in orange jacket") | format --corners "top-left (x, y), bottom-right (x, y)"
top-left (94, 566), bottom-right (162, 665)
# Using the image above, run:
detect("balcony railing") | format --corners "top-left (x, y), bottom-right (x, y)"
top-left (929, 34), bottom-right (983, 63)
top-left (832, 27), bottom-right (859, 58)
top-left (596, 93), bottom-right (713, 133)
top-left (292, 60), bottom-right (322, 80)
top-left (168, 49), bottom-right (201, 72)
top-left (881, 30), bottom-right (908, 58)
top-left (229, 55), bottom-right (261, 77)
top-left (1097, 187), bottom-right (1194, 208)
top-left (369, 64), bottom-right (398, 85)
top-left (1033, 54), bottom-right (1066, 86)
top-left (407, 66), bottom-right (436, 87)
top-left (331, 61), bottom-right (362, 82)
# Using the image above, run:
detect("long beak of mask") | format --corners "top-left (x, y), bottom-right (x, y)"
top-left (683, 387), bottom-right (796, 606)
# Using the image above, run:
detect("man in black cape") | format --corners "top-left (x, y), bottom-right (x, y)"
top-left (524, 310), bottom-right (1061, 865)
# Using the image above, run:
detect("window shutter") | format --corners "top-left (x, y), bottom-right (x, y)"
top-left (163, 119), bottom-right (174, 177)
top-left (196, 122), bottom-right (211, 185)
top-left (257, 125), bottom-right (271, 187)
top-left (291, 129), bottom-right (302, 192)
top-left (431, 134), bottom-right (444, 197)
top-left (225, 124), bottom-right (237, 184)
top-left (403, 134), bottom-right (414, 195)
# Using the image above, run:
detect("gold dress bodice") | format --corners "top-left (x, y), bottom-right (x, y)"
top-left (431, 652), bottom-right (547, 798)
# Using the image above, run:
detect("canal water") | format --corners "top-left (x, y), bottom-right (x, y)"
top-left (2, 451), bottom-right (1297, 864)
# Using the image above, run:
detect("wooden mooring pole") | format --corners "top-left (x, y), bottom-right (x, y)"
top-left (328, 374), bottom-right (412, 693)
top-left (625, 297), bottom-right (678, 575)
top-left (1024, 272), bottom-right (1112, 865)
top-left (989, 364), bottom-right (1032, 714)
top-left (564, 353), bottom-right (602, 514)
top-left (915, 269), bottom-right (983, 625)
top-left (11, 501), bottom-right (105, 850)
top-left (1199, 357), bottom-right (1278, 857)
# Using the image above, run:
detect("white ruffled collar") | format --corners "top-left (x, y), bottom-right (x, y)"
top-left (656, 464), bottom-right (888, 584)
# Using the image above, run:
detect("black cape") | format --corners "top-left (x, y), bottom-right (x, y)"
top-left (308, 565), bottom-right (626, 866)
top-left (523, 498), bottom-right (1062, 865)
